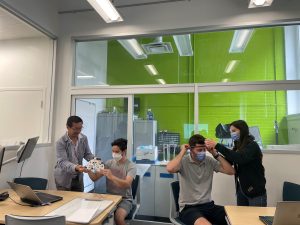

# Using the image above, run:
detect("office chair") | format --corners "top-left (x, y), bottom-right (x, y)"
top-left (5, 215), bottom-right (66, 225)
top-left (282, 181), bottom-right (300, 201)
top-left (169, 181), bottom-right (185, 225)
top-left (13, 177), bottom-right (48, 190)
top-left (125, 175), bottom-right (140, 221)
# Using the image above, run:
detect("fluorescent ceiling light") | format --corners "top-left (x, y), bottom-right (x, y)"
top-left (248, 0), bottom-right (273, 8)
top-left (144, 64), bottom-right (159, 76)
top-left (225, 60), bottom-right (240, 73)
top-left (86, 0), bottom-right (123, 23)
top-left (77, 75), bottom-right (95, 79)
top-left (118, 39), bottom-right (147, 60)
top-left (229, 29), bottom-right (254, 53)
top-left (156, 79), bottom-right (166, 85)
top-left (173, 34), bottom-right (193, 56)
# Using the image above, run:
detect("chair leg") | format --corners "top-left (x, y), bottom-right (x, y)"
top-left (225, 216), bottom-right (231, 225)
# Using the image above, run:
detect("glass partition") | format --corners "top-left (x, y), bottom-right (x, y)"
top-left (132, 93), bottom-right (194, 163)
top-left (74, 25), bottom-right (300, 86)
top-left (74, 97), bottom-right (128, 192)
top-left (0, 7), bottom-right (55, 144)
top-left (73, 24), bottom-right (300, 152)
top-left (199, 90), bottom-right (300, 150)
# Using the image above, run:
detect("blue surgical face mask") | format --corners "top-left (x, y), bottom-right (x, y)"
top-left (196, 151), bottom-right (206, 161)
top-left (231, 132), bottom-right (240, 141)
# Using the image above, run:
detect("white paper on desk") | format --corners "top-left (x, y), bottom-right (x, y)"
top-left (46, 198), bottom-right (113, 224)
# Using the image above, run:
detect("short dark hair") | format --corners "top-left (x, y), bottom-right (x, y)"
top-left (66, 116), bottom-right (83, 127)
top-left (111, 138), bottom-right (127, 151)
top-left (189, 134), bottom-right (205, 147)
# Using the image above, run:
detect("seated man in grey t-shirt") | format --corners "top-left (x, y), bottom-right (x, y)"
top-left (88, 138), bottom-right (136, 225)
top-left (167, 134), bottom-right (235, 225)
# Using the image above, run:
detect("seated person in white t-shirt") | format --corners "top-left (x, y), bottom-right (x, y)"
top-left (88, 138), bottom-right (136, 225)
top-left (166, 134), bottom-right (235, 225)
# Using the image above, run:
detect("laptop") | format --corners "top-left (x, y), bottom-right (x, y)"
top-left (259, 201), bottom-right (300, 225)
top-left (7, 181), bottom-right (63, 206)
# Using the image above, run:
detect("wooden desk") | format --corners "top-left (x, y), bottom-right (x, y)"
top-left (225, 206), bottom-right (276, 225)
top-left (0, 189), bottom-right (122, 225)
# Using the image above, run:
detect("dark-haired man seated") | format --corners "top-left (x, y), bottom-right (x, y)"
top-left (166, 134), bottom-right (235, 225)
top-left (88, 138), bottom-right (136, 225)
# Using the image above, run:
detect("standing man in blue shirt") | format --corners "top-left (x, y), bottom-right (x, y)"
top-left (54, 115), bottom-right (94, 191)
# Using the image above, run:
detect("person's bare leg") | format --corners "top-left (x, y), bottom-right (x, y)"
top-left (194, 217), bottom-right (212, 225)
top-left (114, 207), bottom-right (128, 225)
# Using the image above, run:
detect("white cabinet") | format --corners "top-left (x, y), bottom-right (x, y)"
top-left (138, 165), bottom-right (177, 218)
top-left (154, 166), bottom-right (177, 217)
top-left (138, 165), bottom-right (156, 215)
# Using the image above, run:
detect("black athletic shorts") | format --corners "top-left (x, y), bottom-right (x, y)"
top-left (179, 201), bottom-right (227, 225)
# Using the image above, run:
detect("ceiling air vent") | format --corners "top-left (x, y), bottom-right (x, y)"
top-left (142, 37), bottom-right (173, 54)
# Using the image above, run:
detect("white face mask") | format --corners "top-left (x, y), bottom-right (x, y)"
top-left (112, 152), bottom-right (122, 161)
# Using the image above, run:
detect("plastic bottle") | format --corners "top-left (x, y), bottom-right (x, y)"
top-left (146, 108), bottom-right (154, 120)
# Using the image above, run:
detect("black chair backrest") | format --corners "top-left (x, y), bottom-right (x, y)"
top-left (13, 177), bottom-right (48, 190)
top-left (132, 175), bottom-right (139, 200)
top-left (283, 181), bottom-right (300, 201)
top-left (171, 181), bottom-right (180, 212)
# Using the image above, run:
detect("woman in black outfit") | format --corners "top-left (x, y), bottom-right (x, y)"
top-left (205, 120), bottom-right (267, 206)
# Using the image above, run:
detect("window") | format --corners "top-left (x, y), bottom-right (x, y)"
top-left (72, 24), bottom-right (300, 154)
top-left (0, 7), bottom-right (55, 144)
top-left (73, 25), bottom-right (300, 86)
top-left (198, 90), bottom-right (300, 149)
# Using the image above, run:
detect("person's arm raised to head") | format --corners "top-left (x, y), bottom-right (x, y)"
top-left (215, 154), bottom-right (235, 175)
top-left (206, 141), bottom-right (235, 175)
top-left (206, 139), bottom-right (259, 165)
top-left (166, 144), bottom-right (188, 173)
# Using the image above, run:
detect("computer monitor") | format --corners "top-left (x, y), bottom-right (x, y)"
top-left (215, 123), bottom-right (231, 138)
top-left (249, 126), bottom-right (263, 149)
top-left (17, 136), bottom-right (39, 163)
top-left (0, 147), bottom-right (5, 173)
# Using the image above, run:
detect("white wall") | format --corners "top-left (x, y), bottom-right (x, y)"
top-left (0, 37), bottom-right (54, 143)
top-left (0, 145), bottom-right (55, 189)
top-left (1, 0), bottom-right (58, 36)
top-left (0, 37), bottom-right (53, 87)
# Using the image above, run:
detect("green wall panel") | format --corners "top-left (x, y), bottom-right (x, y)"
top-left (106, 27), bottom-right (287, 146)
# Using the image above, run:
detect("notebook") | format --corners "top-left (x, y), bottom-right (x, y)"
top-left (259, 201), bottom-right (300, 225)
top-left (7, 181), bottom-right (63, 206)
top-left (46, 198), bottom-right (114, 224)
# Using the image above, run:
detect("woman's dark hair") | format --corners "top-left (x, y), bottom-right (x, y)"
top-left (230, 120), bottom-right (254, 151)
top-left (111, 138), bottom-right (127, 151)
top-left (189, 134), bottom-right (205, 147)
top-left (66, 115), bottom-right (83, 127)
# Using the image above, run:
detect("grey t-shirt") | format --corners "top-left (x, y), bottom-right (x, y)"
top-left (178, 154), bottom-right (221, 211)
top-left (105, 159), bottom-right (137, 200)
